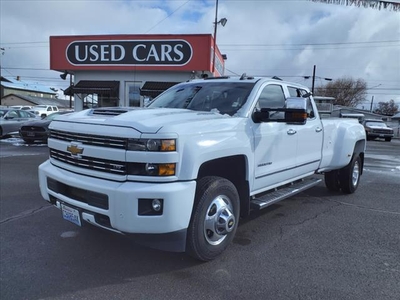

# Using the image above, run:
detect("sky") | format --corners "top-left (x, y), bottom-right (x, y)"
top-left (0, 0), bottom-right (399, 110)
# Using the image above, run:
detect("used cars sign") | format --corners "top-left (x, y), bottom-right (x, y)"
top-left (66, 40), bottom-right (193, 66)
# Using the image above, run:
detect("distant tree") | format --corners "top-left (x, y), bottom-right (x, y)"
top-left (315, 77), bottom-right (367, 107)
top-left (374, 99), bottom-right (399, 116)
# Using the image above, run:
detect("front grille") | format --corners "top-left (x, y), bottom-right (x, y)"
top-left (48, 178), bottom-right (109, 209)
top-left (20, 126), bottom-right (46, 132)
top-left (50, 149), bottom-right (127, 175)
top-left (50, 130), bottom-right (127, 149)
top-left (372, 129), bottom-right (392, 134)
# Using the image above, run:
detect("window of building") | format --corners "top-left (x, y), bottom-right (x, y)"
top-left (125, 82), bottom-right (142, 107)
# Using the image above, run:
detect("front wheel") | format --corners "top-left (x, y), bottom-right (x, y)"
top-left (339, 155), bottom-right (361, 194)
top-left (186, 176), bottom-right (240, 261)
top-left (385, 137), bottom-right (391, 142)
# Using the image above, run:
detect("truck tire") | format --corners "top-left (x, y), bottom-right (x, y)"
top-left (324, 170), bottom-right (340, 192)
top-left (186, 176), bottom-right (240, 261)
top-left (339, 155), bottom-right (361, 194)
top-left (385, 137), bottom-right (391, 142)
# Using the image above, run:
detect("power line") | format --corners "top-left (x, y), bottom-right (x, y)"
top-left (220, 40), bottom-right (400, 47)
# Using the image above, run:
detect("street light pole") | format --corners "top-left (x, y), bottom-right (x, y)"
top-left (212, 0), bottom-right (219, 74)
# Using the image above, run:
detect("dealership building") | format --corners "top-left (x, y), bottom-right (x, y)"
top-left (50, 34), bottom-right (226, 111)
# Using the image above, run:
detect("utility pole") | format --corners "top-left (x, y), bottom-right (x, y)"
top-left (311, 65), bottom-right (316, 94)
top-left (370, 96), bottom-right (374, 112)
top-left (212, 0), bottom-right (219, 74)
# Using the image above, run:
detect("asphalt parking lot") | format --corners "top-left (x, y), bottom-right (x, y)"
top-left (0, 138), bottom-right (399, 300)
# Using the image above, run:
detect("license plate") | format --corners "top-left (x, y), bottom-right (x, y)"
top-left (379, 134), bottom-right (384, 137)
top-left (27, 132), bottom-right (35, 137)
top-left (61, 204), bottom-right (81, 227)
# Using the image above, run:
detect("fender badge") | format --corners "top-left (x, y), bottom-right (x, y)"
top-left (67, 144), bottom-right (84, 156)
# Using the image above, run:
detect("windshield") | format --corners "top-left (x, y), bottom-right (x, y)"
top-left (365, 121), bottom-right (387, 128)
top-left (148, 81), bottom-right (255, 116)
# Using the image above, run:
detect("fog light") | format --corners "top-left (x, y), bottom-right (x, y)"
top-left (138, 198), bottom-right (164, 215)
top-left (145, 163), bottom-right (158, 175)
top-left (152, 199), bottom-right (162, 212)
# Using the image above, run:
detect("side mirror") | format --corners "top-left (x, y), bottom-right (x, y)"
top-left (252, 110), bottom-right (270, 123)
top-left (252, 97), bottom-right (308, 124)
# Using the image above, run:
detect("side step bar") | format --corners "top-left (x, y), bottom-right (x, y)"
top-left (250, 178), bottom-right (322, 210)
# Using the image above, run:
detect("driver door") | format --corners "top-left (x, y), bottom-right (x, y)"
top-left (252, 84), bottom-right (297, 193)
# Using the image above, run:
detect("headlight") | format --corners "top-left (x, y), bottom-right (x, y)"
top-left (128, 139), bottom-right (176, 151)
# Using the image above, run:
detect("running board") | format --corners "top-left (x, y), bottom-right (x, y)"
top-left (250, 178), bottom-right (322, 210)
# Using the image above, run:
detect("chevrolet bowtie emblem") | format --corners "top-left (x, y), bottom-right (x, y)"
top-left (67, 144), bottom-right (84, 156)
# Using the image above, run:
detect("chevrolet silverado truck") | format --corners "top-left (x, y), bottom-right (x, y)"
top-left (38, 75), bottom-right (366, 261)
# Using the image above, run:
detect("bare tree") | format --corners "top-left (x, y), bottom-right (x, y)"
top-left (309, 0), bottom-right (400, 11)
top-left (315, 77), bottom-right (367, 107)
top-left (374, 99), bottom-right (399, 116)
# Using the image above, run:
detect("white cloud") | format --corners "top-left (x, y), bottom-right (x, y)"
top-left (1, 0), bottom-right (399, 104)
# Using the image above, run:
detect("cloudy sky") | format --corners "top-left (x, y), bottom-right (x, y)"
top-left (1, 0), bottom-right (399, 109)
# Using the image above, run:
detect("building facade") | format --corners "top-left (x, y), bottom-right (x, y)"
top-left (50, 34), bottom-right (226, 111)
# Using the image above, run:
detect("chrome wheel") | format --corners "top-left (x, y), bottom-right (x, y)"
top-left (352, 160), bottom-right (360, 187)
top-left (204, 195), bottom-right (236, 246)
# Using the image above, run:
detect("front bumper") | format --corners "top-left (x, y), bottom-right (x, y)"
top-left (367, 132), bottom-right (394, 138)
top-left (39, 160), bottom-right (197, 251)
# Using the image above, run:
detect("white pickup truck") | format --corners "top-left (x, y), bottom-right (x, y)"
top-left (38, 75), bottom-right (366, 261)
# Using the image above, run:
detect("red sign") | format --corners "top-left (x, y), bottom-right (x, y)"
top-left (50, 34), bottom-right (224, 75)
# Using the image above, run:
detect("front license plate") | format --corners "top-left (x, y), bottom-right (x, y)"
top-left (379, 134), bottom-right (384, 137)
top-left (61, 204), bottom-right (81, 227)
top-left (27, 132), bottom-right (35, 137)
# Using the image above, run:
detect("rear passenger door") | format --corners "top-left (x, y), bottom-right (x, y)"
top-left (252, 84), bottom-right (297, 193)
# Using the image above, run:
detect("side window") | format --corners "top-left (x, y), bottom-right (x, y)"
top-left (257, 84), bottom-right (286, 109)
top-left (47, 107), bottom-right (52, 111)
top-left (288, 87), bottom-right (302, 98)
top-left (8, 111), bottom-right (18, 118)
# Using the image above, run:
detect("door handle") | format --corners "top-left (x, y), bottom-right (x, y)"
top-left (315, 127), bottom-right (322, 132)
top-left (287, 129), bottom-right (297, 135)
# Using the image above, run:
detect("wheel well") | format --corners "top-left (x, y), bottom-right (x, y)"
top-left (197, 155), bottom-right (250, 217)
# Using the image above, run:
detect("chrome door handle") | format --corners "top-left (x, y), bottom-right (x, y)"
top-left (315, 127), bottom-right (322, 132)
top-left (287, 129), bottom-right (297, 135)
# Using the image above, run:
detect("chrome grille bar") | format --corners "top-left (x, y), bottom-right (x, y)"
top-left (50, 130), bottom-right (127, 149)
top-left (50, 149), bottom-right (126, 175)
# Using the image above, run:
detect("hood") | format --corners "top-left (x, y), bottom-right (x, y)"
top-left (21, 119), bottom-right (52, 128)
top-left (367, 125), bottom-right (392, 131)
top-left (52, 108), bottom-right (231, 134)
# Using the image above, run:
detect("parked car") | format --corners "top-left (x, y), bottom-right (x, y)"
top-left (30, 105), bottom-right (59, 118)
top-left (0, 109), bottom-right (39, 138)
top-left (362, 119), bottom-right (394, 142)
top-left (19, 111), bottom-right (73, 143)
top-left (10, 105), bottom-right (34, 110)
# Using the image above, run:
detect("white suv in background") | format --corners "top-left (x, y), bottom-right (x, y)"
top-left (30, 105), bottom-right (59, 118)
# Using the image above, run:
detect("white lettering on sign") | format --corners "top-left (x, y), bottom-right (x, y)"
top-left (75, 44), bottom-right (126, 62)
top-left (67, 40), bottom-right (193, 66)
top-left (133, 44), bottom-right (146, 61)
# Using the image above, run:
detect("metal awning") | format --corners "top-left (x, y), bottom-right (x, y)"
top-left (64, 80), bottom-right (119, 96)
top-left (140, 81), bottom-right (179, 98)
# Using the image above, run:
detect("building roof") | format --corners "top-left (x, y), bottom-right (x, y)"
top-left (1, 76), bottom-right (57, 95)
top-left (64, 80), bottom-right (119, 96)
top-left (392, 112), bottom-right (400, 120)
top-left (1, 93), bottom-right (70, 108)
